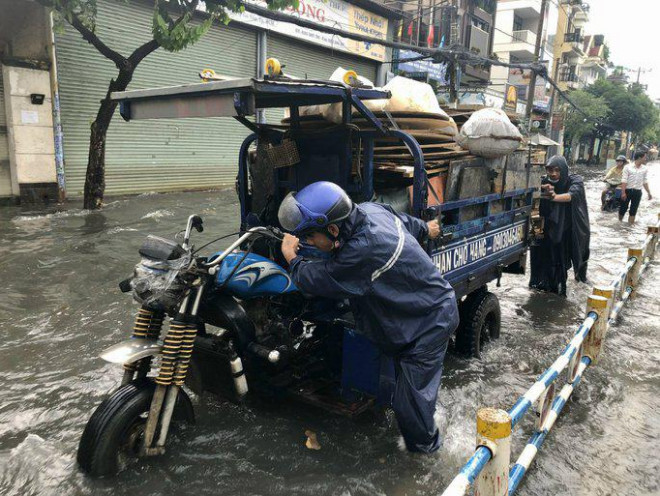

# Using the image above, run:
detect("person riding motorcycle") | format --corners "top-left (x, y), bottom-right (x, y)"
top-left (277, 181), bottom-right (459, 454)
top-left (601, 155), bottom-right (626, 209)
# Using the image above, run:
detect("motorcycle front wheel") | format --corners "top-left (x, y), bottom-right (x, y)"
top-left (77, 377), bottom-right (195, 476)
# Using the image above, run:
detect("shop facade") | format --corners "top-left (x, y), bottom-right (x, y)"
top-left (0, 0), bottom-right (397, 202)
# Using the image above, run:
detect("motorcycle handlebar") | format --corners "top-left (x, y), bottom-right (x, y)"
top-left (266, 226), bottom-right (285, 241)
top-left (202, 226), bottom-right (284, 269)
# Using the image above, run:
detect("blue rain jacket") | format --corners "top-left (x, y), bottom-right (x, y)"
top-left (289, 203), bottom-right (458, 354)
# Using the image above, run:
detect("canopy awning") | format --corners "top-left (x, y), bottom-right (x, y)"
top-left (528, 133), bottom-right (560, 147)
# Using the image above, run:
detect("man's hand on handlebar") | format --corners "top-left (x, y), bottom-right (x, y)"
top-left (281, 234), bottom-right (301, 264)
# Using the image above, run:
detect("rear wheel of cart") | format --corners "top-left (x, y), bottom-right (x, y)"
top-left (455, 289), bottom-right (501, 359)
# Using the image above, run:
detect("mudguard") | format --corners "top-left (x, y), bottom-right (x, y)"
top-left (100, 339), bottom-right (162, 364)
top-left (197, 293), bottom-right (256, 354)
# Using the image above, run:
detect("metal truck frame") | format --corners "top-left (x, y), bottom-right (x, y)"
top-left (111, 75), bottom-right (535, 392)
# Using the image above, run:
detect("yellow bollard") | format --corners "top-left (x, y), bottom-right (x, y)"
top-left (592, 286), bottom-right (615, 321)
top-left (474, 408), bottom-right (511, 496)
top-left (583, 295), bottom-right (609, 365)
top-left (626, 248), bottom-right (643, 290)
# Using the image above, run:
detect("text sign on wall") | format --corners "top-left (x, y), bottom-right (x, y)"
top-left (234, 0), bottom-right (389, 62)
top-left (397, 49), bottom-right (448, 83)
top-left (432, 223), bottom-right (526, 276)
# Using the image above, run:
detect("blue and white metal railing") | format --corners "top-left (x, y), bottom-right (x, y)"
top-left (507, 356), bottom-right (591, 495)
top-left (609, 216), bottom-right (660, 324)
top-left (440, 310), bottom-right (601, 496)
top-left (440, 446), bottom-right (493, 496)
top-left (507, 314), bottom-right (596, 428)
top-left (439, 214), bottom-right (660, 496)
top-left (608, 281), bottom-right (633, 324)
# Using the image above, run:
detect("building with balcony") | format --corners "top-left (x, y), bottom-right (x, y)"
top-left (456, 0), bottom-right (498, 82)
top-left (580, 34), bottom-right (608, 86)
top-left (551, 0), bottom-right (590, 92)
top-left (489, 0), bottom-right (558, 114)
top-left (391, 0), bottom-right (498, 86)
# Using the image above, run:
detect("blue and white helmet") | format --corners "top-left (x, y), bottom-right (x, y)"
top-left (278, 181), bottom-right (353, 235)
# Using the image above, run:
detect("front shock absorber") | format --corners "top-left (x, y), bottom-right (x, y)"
top-left (145, 287), bottom-right (203, 453)
top-left (137, 310), bottom-right (164, 379)
top-left (155, 320), bottom-right (188, 387)
top-left (173, 320), bottom-right (198, 386)
top-left (122, 306), bottom-right (164, 385)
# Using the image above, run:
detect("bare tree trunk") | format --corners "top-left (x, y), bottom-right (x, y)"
top-left (82, 39), bottom-right (160, 210)
top-left (83, 71), bottom-right (132, 209)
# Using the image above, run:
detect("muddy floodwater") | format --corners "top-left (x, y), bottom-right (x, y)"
top-left (1, 167), bottom-right (658, 496)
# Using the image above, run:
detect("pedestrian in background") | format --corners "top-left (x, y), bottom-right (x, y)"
top-left (601, 154), bottom-right (627, 207)
top-left (619, 151), bottom-right (653, 224)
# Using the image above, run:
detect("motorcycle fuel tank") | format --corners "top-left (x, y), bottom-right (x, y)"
top-left (214, 252), bottom-right (297, 298)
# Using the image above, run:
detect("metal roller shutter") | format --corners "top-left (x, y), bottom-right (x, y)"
top-left (0, 67), bottom-right (12, 197)
top-left (55, 0), bottom-right (257, 197)
top-left (263, 34), bottom-right (379, 125)
top-left (267, 34), bottom-right (378, 82)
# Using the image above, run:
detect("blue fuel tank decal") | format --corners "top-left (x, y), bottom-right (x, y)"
top-left (213, 252), bottom-right (297, 298)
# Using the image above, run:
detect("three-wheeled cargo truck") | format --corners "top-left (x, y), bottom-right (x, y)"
top-left (77, 73), bottom-right (538, 476)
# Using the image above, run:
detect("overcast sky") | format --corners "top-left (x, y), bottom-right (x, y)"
top-left (585, 0), bottom-right (658, 99)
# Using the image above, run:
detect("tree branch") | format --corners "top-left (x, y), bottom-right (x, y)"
top-left (128, 39), bottom-right (161, 66)
top-left (69, 12), bottom-right (127, 69)
top-left (126, 0), bottom-right (202, 68)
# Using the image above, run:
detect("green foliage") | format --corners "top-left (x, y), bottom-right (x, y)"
top-left (42, 0), bottom-right (298, 53)
top-left (586, 79), bottom-right (656, 135)
top-left (602, 44), bottom-right (610, 63)
top-left (152, 7), bottom-right (214, 51)
top-left (564, 90), bottom-right (610, 141)
top-left (637, 109), bottom-right (660, 143)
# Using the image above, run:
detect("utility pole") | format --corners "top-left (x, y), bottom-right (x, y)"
top-left (633, 66), bottom-right (652, 85)
top-left (428, 0), bottom-right (436, 48)
top-left (547, 57), bottom-right (562, 154)
top-left (416, 0), bottom-right (423, 46)
top-left (525, 0), bottom-right (548, 129)
top-left (448, 0), bottom-right (460, 105)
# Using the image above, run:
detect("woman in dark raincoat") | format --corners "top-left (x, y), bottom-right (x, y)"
top-left (529, 156), bottom-right (590, 295)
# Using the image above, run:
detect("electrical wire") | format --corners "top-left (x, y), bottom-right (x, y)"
top-left (241, 3), bottom-right (601, 126)
top-left (215, 239), bottom-right (256, 291)
top-left (192, 232), bottom-right (241, 254)
top-left (391, 50), bottom-right (598, 123)
top-left (391, 6), bottom-right (556, 63)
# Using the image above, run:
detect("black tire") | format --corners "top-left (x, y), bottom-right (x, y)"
top-left (455, 291), bottom-right (501, 359)
top-left (77, 378), bottom-right (195, 477)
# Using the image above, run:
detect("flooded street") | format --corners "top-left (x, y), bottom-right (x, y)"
top-left (0, 168), bottom-right (658, 496)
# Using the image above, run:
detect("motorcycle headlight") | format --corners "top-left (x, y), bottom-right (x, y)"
top-left (130, 254), bottom-right (191, 310)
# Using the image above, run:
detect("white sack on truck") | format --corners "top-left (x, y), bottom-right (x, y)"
top-left (455, 108), bottom-right (523, 158)
top-left (380, 76), bottom-right (448, 116)
top-left (324, 74), bottom-right (452, 125)
top-left (282, 67), bottom-right (377, 122)
top-left (321, 67), bottom-right (384, 123)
